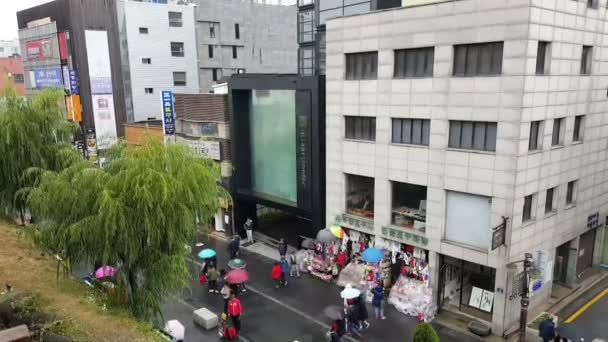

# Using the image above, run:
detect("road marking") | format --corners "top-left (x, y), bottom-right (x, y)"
top-left (564, 288), bottom-right (608, 323)
top-left (189, 258), bottom-right (359, 342)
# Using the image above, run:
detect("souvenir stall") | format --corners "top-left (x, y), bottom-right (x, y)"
top-left (387, 243), bottom-right (436, 322)
top-left (306, 228), bottom-right (341, 283)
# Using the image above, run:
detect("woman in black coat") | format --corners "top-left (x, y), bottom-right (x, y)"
top-left (356, 294), bottom-right (369, 329)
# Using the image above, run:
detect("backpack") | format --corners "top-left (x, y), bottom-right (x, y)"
top-left (228, 298), bottom-right (242, 317)
top-left (226, 327), bottom-right (238, 340)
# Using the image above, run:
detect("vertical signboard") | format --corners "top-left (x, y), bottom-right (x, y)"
top-left (62, 66), bottom-right (70, 93)
top-left (86, 128), bottom-right (98, 162)
top-left (295, 90), bottom-right (312, 211)
top-left (85, 30), bottom-right (117, 150)
top-left (58, 32), bottom-right (68, 61)
top-left (161, 90), bottom-right (176, 135)
top-left (69, 69), bottom-right (79, 94)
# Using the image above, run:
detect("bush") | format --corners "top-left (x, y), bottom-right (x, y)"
top-left (413, 322), bottom-right (440, 342)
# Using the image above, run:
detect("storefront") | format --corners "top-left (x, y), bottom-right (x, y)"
top-left (438, 255), bottom-right (496, 323)
top-left (577, 229), bottom-right (596, 276)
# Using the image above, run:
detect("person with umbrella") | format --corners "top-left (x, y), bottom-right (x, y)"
top-left (355, 293), bottom-right (370, 329)
top-left (371, 281), bottom-right (386, 320)
top-left (324, 306), bottom-right (346, 342)
top-left (227, 258), bottom-right (247, 293)
top-left (539, 318), bottom-right (556, 342)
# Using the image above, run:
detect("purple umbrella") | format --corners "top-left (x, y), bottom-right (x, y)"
top-left (95, 266), bottom-right (116, 279)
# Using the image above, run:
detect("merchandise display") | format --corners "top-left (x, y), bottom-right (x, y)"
top-left (388, 276), bottom-right (436, 322)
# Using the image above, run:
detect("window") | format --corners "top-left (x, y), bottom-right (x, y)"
top-left (552, 118), bottom-right (564, 146)
top-left (235, 23), bottom-right (240, 39)
top-left (536, 41), bottom-right (550, 75)
top-left (345, 52), bottom-right (378, 80)
top-left (173, 72), bottom-right (186, 86)
top-left (299, 46), bottom-right (314, 76)
top-left (346, 174), bottom-right (374, 219)
top-left (391, 182), bottom-right (427, 232)
top-left (298, 10), bottom-right (314, 43)
top-left (145, 88), bottom-right (154, 94)
top-left (345, 116), bottom-right (376, 141)
top-left (142, 58), bottom-right (151, 64)
top-left (453, 42), bottom-right (503, 77)
top-left (13, 74), bottom-right (24, 83)
top-left (171, 42), bottom-right (184, 57)
top-left (208, 45), bottom-right (214, 58)
top-left (168, 12), bottom-right (182, 27)
top-left (588, 0), bottom-right (598, 9)
top-left (529, 120), bottom-right (542, 151)
top-left (566, 180), bottom-right (577, 205)
top-left (394, 47), bottom-right (434, 78)
top-left (523, 194), bottom-right (534, 222)
top-left (392, 118), bottom-right (430, 146)
top-left (210, 24), bottom-right (215, 39)
top-left (581, 46), bottom-right (592, 75)
top-left (232, 46), bottom-right (237, 59)
top-left (545, 187), bottom-right (556, 214)
top-left (298, 0), bottom-right (314, 5)
top-left (139, 27), bottom-right (149, 34)
top-left (573, 115), bottom-right (584, 142)
top-left (448, 121), bottom-right (497, 152)
top-left (445, 191), bottom-right (492, 249)
top-left (212, 68), bottom-right (221, 81)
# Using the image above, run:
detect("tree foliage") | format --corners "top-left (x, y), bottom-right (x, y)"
top-left (0, 87), bottom-right (75, 219)
top-left (413, 323), bottom-right (440, 342)
top-left (28, 139), bottom-right (226, 322)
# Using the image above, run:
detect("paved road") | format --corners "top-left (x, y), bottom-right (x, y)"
top-left (556, 276), bottom-right (608, 341)
top-left (161, 234), bottom-right (482, 342)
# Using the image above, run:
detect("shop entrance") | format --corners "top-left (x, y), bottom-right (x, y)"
top-left (577, 230), bottom-right (596, 276)
top-left (437, 255), bottom-right (496, 322)
top-left (554, 242), bottom-right (570, 284)
top-left (255, 205), bottom-right (312, 248)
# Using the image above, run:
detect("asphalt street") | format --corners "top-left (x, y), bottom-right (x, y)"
top-left (556, 276), bottom-right (608, 341)
top-left (161, 234), bottom-right (482, 342)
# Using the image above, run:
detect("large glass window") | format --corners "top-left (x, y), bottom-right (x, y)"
top-left (298, 10), bottom-right (315, 43)
top-left (392, 118), bottom-right (430, 145)
top-left (346, 174), bottom-right (374, 219)
top-left (343, 3), bottom-right (370, 16)
top-left (453, 42), bottom-right (503, 77)
top-left (345, 116), bottom-right (375, 141)
top-left (394, 47), bottom-right (434, 78)
top-left (249, 90), bottom-right (297, 204)
top-left (345, 52), bottom-right (378, 80)
top-left (391, 182), bottom-right (427, 232)
top-left (173, 72), bottom-right (186, 86)
top-left (319, 8), bottom-right (343, 25)
top-left (299, 46), bottom-right (314, 76)
top-left (449, 121), bottom-right (497, 152)
top-left (445, 191), bottom-right (492, 249)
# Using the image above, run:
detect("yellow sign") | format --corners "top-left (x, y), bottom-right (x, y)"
top-left (65, 95), bottom-right (82, 122)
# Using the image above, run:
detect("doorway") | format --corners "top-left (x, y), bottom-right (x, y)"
top-left (554, 242), bottom-right (570, 284)
top-left (577, 230), bottom-right (596, 276)
top-left (255, 205), bottom-right (312, 248)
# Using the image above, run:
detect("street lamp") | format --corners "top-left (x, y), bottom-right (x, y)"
top-left (507, 252), bottom-right (535, 342)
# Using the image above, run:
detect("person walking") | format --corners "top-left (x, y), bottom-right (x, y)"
top-left (227, 292), bottom-right (242, 333)
top-left (228, 235), bottom-right (240, 260)
top-left (278, 238), bottom-right (288, 259)
top-left (289, 253), bottom-right (300, 278)
top-left (216, 269), bottom-right (226, 294)
top-left (206, 265), bottom-right (218, 293)
top-left (355, 293), bottom-right (370, 329)
top-left (280, 257), bottom-right (290, 286)
top-left (327, 318), bottom-right (346, 342)
top-left (345, 305), bottom-right (363, 338)
top-left (244, 217), bottom-right (254, 244)
top-left (371, 282), bottom-right (386, 320)
top-left (539, 318), bottom-right (556, 342)
top-left (271, 262), bottom-right (282, 288)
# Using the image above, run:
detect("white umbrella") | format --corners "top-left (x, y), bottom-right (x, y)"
top-left (340, 284), bottom-right (361, 299)
top-left (164, 320), bottom-right (185, 341)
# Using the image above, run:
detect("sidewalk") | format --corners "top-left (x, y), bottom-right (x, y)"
top-left (162, 231), bottom-right (483, 342)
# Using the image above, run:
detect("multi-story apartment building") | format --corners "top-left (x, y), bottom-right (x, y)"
top-left (296, 0), bottom-right (400, 75)
top-left (194, 0), bottom-right (298, 92)
top-left (0, 40), bottom-right (21, 58)
top-left (117, 0), bottom-right (200, 122)
top-left (325, 0), bottom-right (608, 336)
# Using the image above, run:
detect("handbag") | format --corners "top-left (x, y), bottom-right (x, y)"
top-left (199, 274), bottom-right (207, 284)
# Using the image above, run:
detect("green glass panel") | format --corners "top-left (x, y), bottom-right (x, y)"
top-left (249, 90), bottom-right (297, 204)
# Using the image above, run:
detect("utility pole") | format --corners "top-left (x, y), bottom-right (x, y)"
top-left (519, 253), bottom-right (534, 342)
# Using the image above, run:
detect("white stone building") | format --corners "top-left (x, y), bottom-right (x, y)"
top-left (117, 0), bottom-right (200, 122)
top-left (325, 0), bottom-right (608, 335)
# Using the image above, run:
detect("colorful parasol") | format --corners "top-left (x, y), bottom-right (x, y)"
top-left (198, 248), bottom-right (216, 259)
top-left (330, 225), bottom-right (345, 239)
top-left (361, 247), bottom-right (384, 263)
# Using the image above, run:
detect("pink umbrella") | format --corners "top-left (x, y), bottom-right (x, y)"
top-left (225, 269), bottom-right (249, 284)
top-left (95, 266), bottom-right (116, 279)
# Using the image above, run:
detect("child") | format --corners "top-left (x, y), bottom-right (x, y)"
top-left (271, 262), bottom-right (282, 288)
top-left (280, 258), bottom-right (290, 286)
top-left (372, 282), bottom-right (386, 320)
top-left (216, 269), bottom-right (226, 293)
top-left (206, 265), bottom-right (218, 293)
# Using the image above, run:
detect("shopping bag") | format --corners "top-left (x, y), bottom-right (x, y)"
top-left (199, 274), bottom-right (207, 284)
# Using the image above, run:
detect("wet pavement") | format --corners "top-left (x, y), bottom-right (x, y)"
top-left (160, 234), bottom-right (482, 341)
top-left (556, 276), bottom-right (608, 341)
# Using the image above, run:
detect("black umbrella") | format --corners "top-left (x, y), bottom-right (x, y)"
top-left (316, 229), bottom-right (338, 243)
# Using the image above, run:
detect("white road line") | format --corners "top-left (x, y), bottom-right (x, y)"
top-left (189, 258), bottom-right (359, 342)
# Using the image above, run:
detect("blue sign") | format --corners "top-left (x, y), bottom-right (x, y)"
top-left (161, 90), bottom-right (175, 135)
top-left (34, 68), bottom-right (63, 89)
top-left (90, 77), bottom-right (112, 94)
top-left (69, 69), bottom-right (80, 94)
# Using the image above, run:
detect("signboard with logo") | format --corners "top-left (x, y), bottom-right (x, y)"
top-left (161, 90), bottom-right (176, 135)
top-left (69, 69), bottom-right (79, 94)
top-left (86, 129), bottom-right (98, 162)
top-left (175, 136), bottom-right (221, 160)
top-left (34, 68), bottom-right (63, 89)
top-left (26, 39), bottom-right (53, 61)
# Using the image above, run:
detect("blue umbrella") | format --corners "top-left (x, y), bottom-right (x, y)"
top-left (361, 247), bottom-right (384, 263)
top-left (198, 248), bottom-right (216, 259)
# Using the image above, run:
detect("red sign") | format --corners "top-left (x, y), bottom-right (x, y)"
top-left (58, 32), bottom-right (68, 61)
top-left (26, 39), bottom-right (52, 61)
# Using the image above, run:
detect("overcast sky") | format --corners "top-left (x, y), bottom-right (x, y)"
top-left (1, 0), bottom-right (53, 40)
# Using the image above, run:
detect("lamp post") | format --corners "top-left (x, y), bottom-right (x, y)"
top-left (518, 253), bottom-right (534, 342)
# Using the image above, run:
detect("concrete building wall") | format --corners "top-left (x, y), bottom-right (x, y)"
top-left (118, 0), bottom-right (200, 122)
top-left (193, 0), bottom-right (297, 92)
top-left (325, 0), bottom-right (608, 336)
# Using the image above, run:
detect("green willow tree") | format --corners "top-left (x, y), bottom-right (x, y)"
top-left (0, 87), bottom-right (75, 222)
top-left (28, 139), bottom-right (226, 321)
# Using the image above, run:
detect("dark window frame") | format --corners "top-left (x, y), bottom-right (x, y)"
top-left (529, 120), bottom-right (541, 151)
top-left (573, 115), bottom-right (584, 142)
top-left (13, 73), bottom-right (24, 83)
top-left (209, 24), bottom-right (215, 39)
top-left (448, 120), bottom-right (497, 152)
top-left (212, 68), bottom-right (218, 81)
top-left (170, 42), bottom-right (184, 57)
top-left (232, 46), bottom-right (238, 59)
top-left (173, 71), bottom-right (187, 86)
top-left (552, 118), bottom-right (564, 146)
top-left (235, 23), bottom-right (240, 39)
top-left (139, 27), bottom-right (149, 34)
top-left (394, 47), bottom-right (434, 78)
top-left (453, 42), bottom-right (503, 77)
top-left (581, 45), bottom-right (593, 75)
top-left (391, 118), bottom-right (431, 146)
top-left (536, 41), bottom-right (549, 75)
top-left (142, 58), bottom-right (151, 64)
top-left (168, 11), bottom-right (183, 27)
top-left (523, 194), bottom-right (534, 222)
top-left (566, 180), bottom-right (576, 205)
top-left (545, 187), bottom-right (555, 214)
top-left (345, 116), bottom-right (376, 142)
top-left (588, 0), bottom-right (599, 9)
top-left (345, 52), bottom-right (378, 80)
top-left (145, 87), bottom-right (154, 94)
top-left (298, 9), bottom-right (315, 44)
top-left (208, 45), bottom-right (214, 58)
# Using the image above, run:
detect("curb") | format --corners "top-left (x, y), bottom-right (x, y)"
top-left (548, 270), bottom-right (608, 316)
